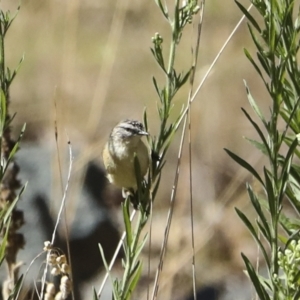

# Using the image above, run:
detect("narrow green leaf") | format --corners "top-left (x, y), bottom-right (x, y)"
top-left (131, 234), bottom-right (148, 269)
top-left (128, 260), bottom-right (141, 279)
top-left (152, 77), bottom-right (162, 101)
top-left (143, 108), bottom-right (148, 134)
top-left (10, 53), bottom-right (24, 83)
top-left (93, 288), bottom-right (98, 300)
top-left (244, 48), bottom-right (266, 84)
top-left (243, 80), bottom-right (266, 126)
top-left (281, 98), bottom-right (300, 143)
top-left (224, 148), bottom-right (265, 186)
top-left (98, 244), bottom-right (109, 272)
top-left (241, 253), bottom-right (270, 300)
top-left (241, 108), bottom-right (271, 159)
top-left (235, 1), bottom-right (261, 33)
top-left (5, 112), bottom-right (17, 128)
top-left (2, 123), bottom-right (26, 182)
top-left (256, 51), bottom-right (271, 77)
top-left (256, 220), bottom-right (270, 243)
top-left (7, 123), bottom-right (26, 165)
top-left (153, 0), bottom-right (169, 19)
top-left (280, 108), bottom-right (299, 133)
top-left (133, 156), bottom-right (143, 208)
top-left (177, 68), bottom-right (191, 89)
top-left (284, 135), bottom-right (300, 158)
top-left (152, 173), bottom-right (162, 199)
top-left (236, 208), bottom-right (270, 267)
top-left (263, 168), bottom-right (276, 216)
top-left (4, 6), bottom-right (20, 34)
top-left (278, 233), bottom-right (289, 245)
top-left (150, 47), bottom-right (166, 73)
top-left (288, 175), bottom-right (300, 205)
top-left (7, 275), bottom-right (23, 300)
top-left (0, 216), bottom-right (10, 264)
top-left (246, 184), bottom-right (271, 241)
top-left (4, 183), bottom-right (27, 225)
top-left (280, 218), bottom-right (300, 236)
top-left (269, 7), bottom-right (276, 53)
top-left (0, 89), bottom-right (6, 132)
top-left (156, 158), bottom-right (166, 175)
top-left (122, 199), bottom-right (132, 247)
top-left (248, 25), bottom-right (265, 54)
top-left (6, 67), bottom-right (11, 83)
top-left (0, 202), bottom-right (8, 220)
top-left (285, 186), bottom-right (300, 214)
top-left (278, 139), bottom-right (297, 204)
top-left (290, 164), bottom-right (300, 182)
top-left (284, 227), bottom-right (300, 246)
top-left (124, 261), bottom-right (142, 298)
top-left (150, 48), bottom-right (162, 72)
top-left (244, 137), bottom-right (268, 155)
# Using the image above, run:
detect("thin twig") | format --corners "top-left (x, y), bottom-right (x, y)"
top-left (40, 139), bottom-right (73, 299)
top-left (151, 108), bottom-right (187, 300)
top-left (51, 138), bottom-right (73, 244)
top-left (188, 2), bottom-right (205, 299)
top-left (53, 96), bottom-right (75, 300)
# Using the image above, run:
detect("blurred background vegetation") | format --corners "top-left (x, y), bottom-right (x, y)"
top-left (0, 0), bottom-right (272, 299)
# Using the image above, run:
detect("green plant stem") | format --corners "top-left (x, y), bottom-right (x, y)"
top-left (121, 216), bottom-right (141, 293)
top-left (166, 29), bottom-right (176, 101)
top-left (156, 1), bottom-right (181, 152)
top-left (118, 201), bottom-right (146, 300)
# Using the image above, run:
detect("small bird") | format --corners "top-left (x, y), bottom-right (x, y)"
top-left (102, 119), bottom-right (150, 196)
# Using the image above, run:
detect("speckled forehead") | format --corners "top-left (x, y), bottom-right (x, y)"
top-left (121, 120), bottom-right (144, 134)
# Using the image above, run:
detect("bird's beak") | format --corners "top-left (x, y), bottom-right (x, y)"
top-left (139, 130), bottom-right (149, 136)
